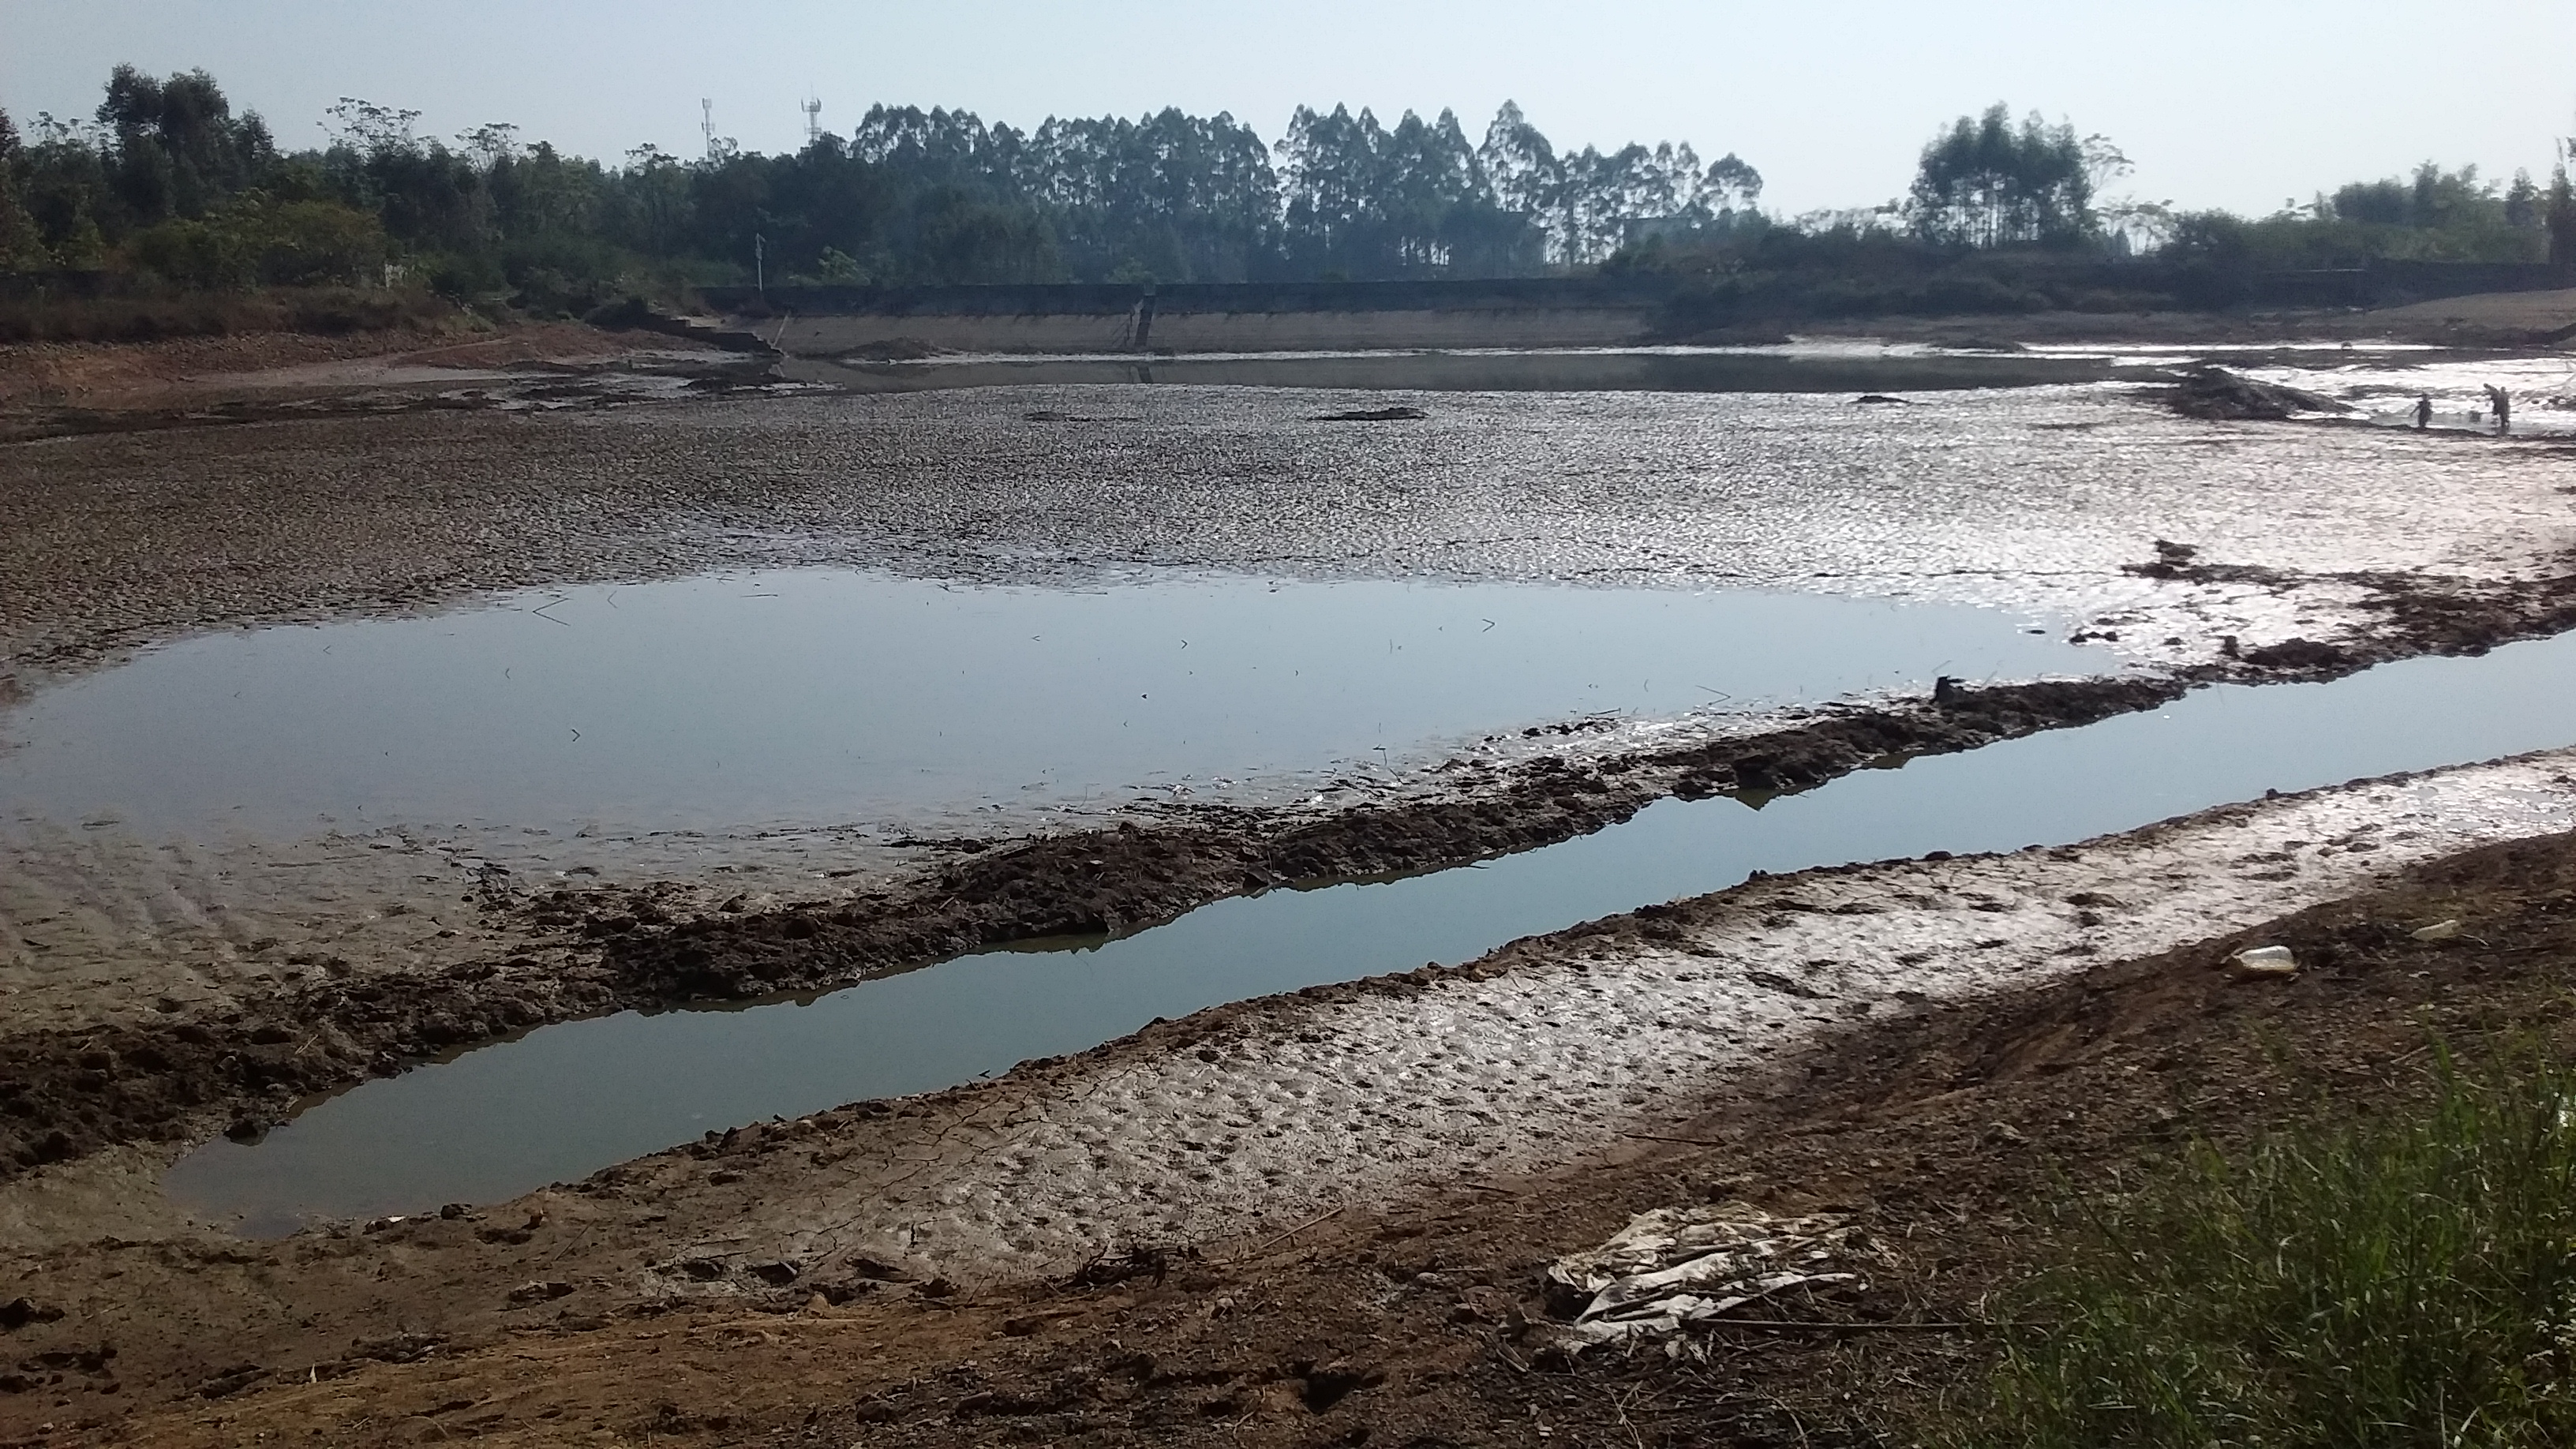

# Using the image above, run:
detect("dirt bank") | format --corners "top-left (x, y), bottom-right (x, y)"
top-left (5, 766), bottom-right (2573, 1444)
top-left (0, 322), bottom-right (773, 444)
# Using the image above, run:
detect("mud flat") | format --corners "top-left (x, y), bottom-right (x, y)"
top-left (3, 756), bottom-right (2573, 1443)
top-left (4, 369), bottom-right (2576, 1203)
top-left (0, 322), bottom-right (778, 444)
top-left (781, 342), bottom-right (2163, 394)
top-left (0, 335), bottom-right (2573, 1443)
top-left (4, 320), bottom-right (2575, 1441)
top-left (150, 627), bottom-right (2576, 1231)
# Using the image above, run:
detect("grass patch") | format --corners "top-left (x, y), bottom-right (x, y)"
top-left (1938, 1047), bottom-right (2576, 1447)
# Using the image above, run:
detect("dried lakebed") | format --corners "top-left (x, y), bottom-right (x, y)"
top-left (169, 628), bottom-right (2576, 1232)
top-left (6, 365), bottom-right (2576, 1237)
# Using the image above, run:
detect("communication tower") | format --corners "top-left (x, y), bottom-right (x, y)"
top-left (802, 96), bottom-right (823, 147)
top-left (701, 99), bottom-right (718, 162)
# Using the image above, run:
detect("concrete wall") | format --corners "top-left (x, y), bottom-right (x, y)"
top-left (702, 276), bottom-right (1679, 318)
top-left (715, 277), bottom-right (1672, 356)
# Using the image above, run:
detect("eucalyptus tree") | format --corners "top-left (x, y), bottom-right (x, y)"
top-left (1908, 103), bottom-right (2094, 247)
top-left (0, 108), bottom-right (36, 267)
top-left (1018, 108), bottom-right (1279, 280)
top-left (94, 66), bottom-right (275, 227)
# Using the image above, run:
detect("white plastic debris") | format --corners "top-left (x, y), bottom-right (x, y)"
top-left (2411, 919), bottom-right (2462, 942)
top-left (1537, 1205), bottom-right (1878, 1349)
top-left (2228, 945), bottom-right (2299, 978)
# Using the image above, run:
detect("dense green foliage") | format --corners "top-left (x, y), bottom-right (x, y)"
top-left (2162, 159), bottom-right (2576, 273)
top-left (0, 66), bottom-right (1766, 306)
top-left (1938, 1050), bottom-right (2576, 1448)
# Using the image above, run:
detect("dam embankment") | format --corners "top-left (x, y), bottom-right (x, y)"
top-left (702, 260), bottom-right (2576, 358)
top-left (706, 277), bottom-right (1677, 354)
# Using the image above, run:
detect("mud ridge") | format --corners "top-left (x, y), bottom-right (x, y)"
top-left (2131, 544), bottom-right (2576, 669)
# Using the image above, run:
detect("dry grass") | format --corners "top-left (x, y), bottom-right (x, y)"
top-left (0, 286), bottom-right (460, 344)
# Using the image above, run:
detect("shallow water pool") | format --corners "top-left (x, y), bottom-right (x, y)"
top-left (0, 570), bottom-right (2099, 838)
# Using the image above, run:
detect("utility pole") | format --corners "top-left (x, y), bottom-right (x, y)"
top-left (754, 234), bottom-right (766, 298)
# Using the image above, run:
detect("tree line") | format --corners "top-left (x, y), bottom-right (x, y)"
top-left (1859, 101), bottom-right (2572, 264)
top-left (1615, 101), bottom-right (2576, 332)
top-left (2, 69), bottom-right (2567, 324)
top-left (0, 65), bottom-right (1766, 309)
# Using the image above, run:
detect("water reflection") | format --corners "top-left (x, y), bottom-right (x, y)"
top-left (0, 571), bottom-right (2098, 837)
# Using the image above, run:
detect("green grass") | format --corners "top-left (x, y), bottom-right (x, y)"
top-left (1938, 1049), bottom-right (2576, 1447)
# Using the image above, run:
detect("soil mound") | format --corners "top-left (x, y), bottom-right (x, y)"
top-left (1311, 406), bottom-right (1428, 421)
top-left (2167, 364), bottom-right (2345, 421)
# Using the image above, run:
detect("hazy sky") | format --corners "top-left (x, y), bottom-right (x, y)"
top-left (6, 1), bottom-right (2572, 218)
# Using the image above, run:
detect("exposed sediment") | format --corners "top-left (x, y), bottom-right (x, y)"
top-left (3, 752), bottom-right (2571, 1442)
top-left (7, 378), bottom-right (2576, 1189)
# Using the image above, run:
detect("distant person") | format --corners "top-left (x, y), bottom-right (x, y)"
top-left (2414, 393), bottom-right (2433, 430)
top-left (2484, 384), bottom-right (2511, 434)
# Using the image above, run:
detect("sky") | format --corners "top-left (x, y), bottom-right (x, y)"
top-left (5, 0), bottom-right (2573, 219)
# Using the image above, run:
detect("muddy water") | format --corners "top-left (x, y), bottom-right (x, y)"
top-left (0, 571), bottom-right (2101, 838)
top-left (170, 631), bottom-right (2576, 1234)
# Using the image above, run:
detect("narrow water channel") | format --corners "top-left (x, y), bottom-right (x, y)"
top-left (168, 632), bottom-right (2576, 1234)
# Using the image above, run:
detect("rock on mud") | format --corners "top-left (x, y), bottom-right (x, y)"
top-left (2166, 364), bottom-right (2346, 421)
top-left (1310, 406), bottom-right (1428, 421)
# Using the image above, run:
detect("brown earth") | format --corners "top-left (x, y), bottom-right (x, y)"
top-left (0, 322), bottom-right (766, 444)
top-left (6, 826), bottom-right (2570, 1447)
